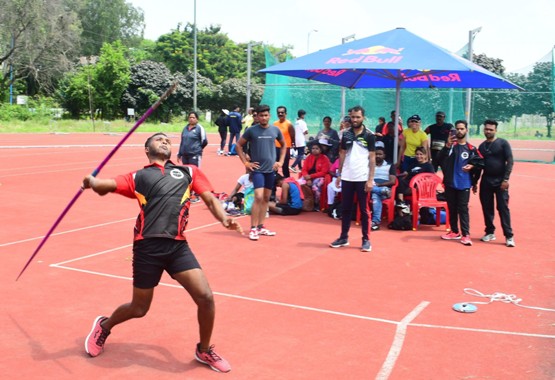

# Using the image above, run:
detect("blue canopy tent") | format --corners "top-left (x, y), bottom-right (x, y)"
top-left (260, 27), bottom-right (521, 162)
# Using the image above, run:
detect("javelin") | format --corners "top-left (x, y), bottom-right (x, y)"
top-left (16, 81), bottom-right (179, 281)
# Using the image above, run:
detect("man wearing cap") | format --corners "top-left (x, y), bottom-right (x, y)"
top-left (397, 114), bottom-right (430, 172)
top-left (425, 111), bottom-right (454, 172)
top-left (329, 105), bottom-right (376, 252)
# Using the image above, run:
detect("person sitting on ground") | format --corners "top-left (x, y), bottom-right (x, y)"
top-left (225, 170), bottom-right (254, 215)
top-left (370, 145), bottom-right (396, 230)
top-left (395, 146), bottom-right (435, 214)
top-left (268, 173), bottom-right (303, 215)
top-left (299, 142), bottom-right (331, 208)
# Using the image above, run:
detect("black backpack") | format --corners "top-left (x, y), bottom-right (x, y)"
top-left (388, 214), bottom-right (412, 230)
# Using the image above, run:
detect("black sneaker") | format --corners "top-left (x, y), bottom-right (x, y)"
top-left (330, 238), bottom-right (349, 248)
top-left (371, 222), bottom-right (380, 231)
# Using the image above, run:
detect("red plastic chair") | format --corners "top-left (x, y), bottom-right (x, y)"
top-left (355, 178), bottom-right (398, 225)
top-left (382, 177), bottom-right (398, 223)
top-left (408, 173), bottom-right (450, 231)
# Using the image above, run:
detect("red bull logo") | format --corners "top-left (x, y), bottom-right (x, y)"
top-left (326, 45), bottom-right (405, 65)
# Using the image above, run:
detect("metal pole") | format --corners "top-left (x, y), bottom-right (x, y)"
top-left (193, 0), bottom-right (198, 111)
top-left (246, 41), bottom-right (262, 111)
top-left (9, 35), bottom-right (14, 105)
top-left (87, 61), bottom-right (95, 132)
top-left (340, 34), bottom-right (355, 119)
top-left (465, 27), bottom-right (481, 127)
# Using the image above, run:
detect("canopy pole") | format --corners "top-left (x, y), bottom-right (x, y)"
top-left (393, 78), bottom-right (402, 165)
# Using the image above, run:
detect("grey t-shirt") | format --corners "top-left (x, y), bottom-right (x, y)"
top-left (241, 124), bottom-right (284, 173)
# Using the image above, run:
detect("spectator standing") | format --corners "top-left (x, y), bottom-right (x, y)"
top-left (425, 111), bottom-right (454, 171)
top-left (329, 105), bottom-right (376, 252)
top-left (215, 110), bottom-right (228, 156)
top-left (290, 109), bottom-right (309, 173)
top-left (242, 107), bottom-right (254, 129)
top-left (375, 116), bottom-right (386, 140)
top-left (478, 119), bottom-right (515, 247)
top-left (437, 120), bottom-right (483, 246)
top-left (226, 106), bottom-right (242, 154)
top-left (236, 104), bottom-right (286, 241)
top-left (177, 111), bottom-right (208, 168)
top-left (273, 106), bottom-right (295, 178)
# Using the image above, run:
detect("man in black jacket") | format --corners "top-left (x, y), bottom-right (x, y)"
top-left (478, 119), bottom-right (515, 247)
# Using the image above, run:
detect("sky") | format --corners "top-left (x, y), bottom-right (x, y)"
top-left (128, 0), bottom-right (554, 73)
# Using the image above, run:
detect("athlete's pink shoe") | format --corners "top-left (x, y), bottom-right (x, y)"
top-left (441, 232), bottom-right (461, 240)
top-left (195, 343), bottom-right (231, 373)
top-left (85, 316), bottom-right (110, 357)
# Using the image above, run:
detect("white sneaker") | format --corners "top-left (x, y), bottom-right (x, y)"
top-left (506, 237), bottom-right (516, 247)
top-left (480, 234), bottom-right (496, 242)
top-left (249, 228), bottom-right (259, 241)
top-left (258, 227), bottom-right (276, 236)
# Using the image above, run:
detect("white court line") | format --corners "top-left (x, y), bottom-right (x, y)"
top-left (375, 301), bottom-right (430, 380)
top-left (0, 218), bottom-right (135, 247)
top-left (48, 260), bottom-right (555, 342)
top-left (1, 203), bottom-right (210, 248)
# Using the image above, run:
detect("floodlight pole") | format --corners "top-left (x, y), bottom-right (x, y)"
top-left (307, 29), bottom-right (318, 54)
top-left (193, 0), bottom-right (198, 111)
top-left (340, 34), bottom-right (356, 119)
top-left (247, 41), bottom-right (263, 111)
top-left (465, 27), bottom-right (481, 128)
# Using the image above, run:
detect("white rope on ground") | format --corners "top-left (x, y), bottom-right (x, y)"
top-left (463, 288), bottom-right (555, 312)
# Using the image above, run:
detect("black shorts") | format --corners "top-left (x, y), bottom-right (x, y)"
top-left (275, 203), bottom-right (302, 215)
top-left (132, 238), bottom-right (201, 289)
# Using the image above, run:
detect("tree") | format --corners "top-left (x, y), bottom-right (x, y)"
top-left (470, 53), bottom-right (521, 131)
top-left (152, 24), bottom-right (249, 85)
top-left (93, 41), bottom-right (130, 119)
top-left (0, 0), bottom-right (81, 99)
top-left (121, 60), bottom-right (176, 122)
top-left (78, 0), bottom-right (145, 56)
top-left (524, 62), bottom-right (553, 137)
top-left (55, 68), bottom-right (92, 118)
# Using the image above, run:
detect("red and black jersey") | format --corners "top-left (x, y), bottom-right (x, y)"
top-left (114, 161), bottom-right (213, 241)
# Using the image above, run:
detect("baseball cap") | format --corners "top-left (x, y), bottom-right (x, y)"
top-left (436, 111), bottom-right (446, 117)
top-left (222, 109), bottom-right (229, 115)
top-left (407, 114), bottom-right (421, 122)
top-left (318, 138), bottom-right (332, 146)
top-left (343, 116), bottom-right (351, 123)
top-left (375, 141), bottom-right (385, 148)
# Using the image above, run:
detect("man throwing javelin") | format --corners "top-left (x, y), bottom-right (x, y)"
top-left (82, 132), bottom-right (242, 373)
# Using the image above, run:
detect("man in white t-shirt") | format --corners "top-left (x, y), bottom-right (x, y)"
top-left (329, 105), bottom-right (376, 252)
top-left (290, 109), bottom-right (308, 173)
